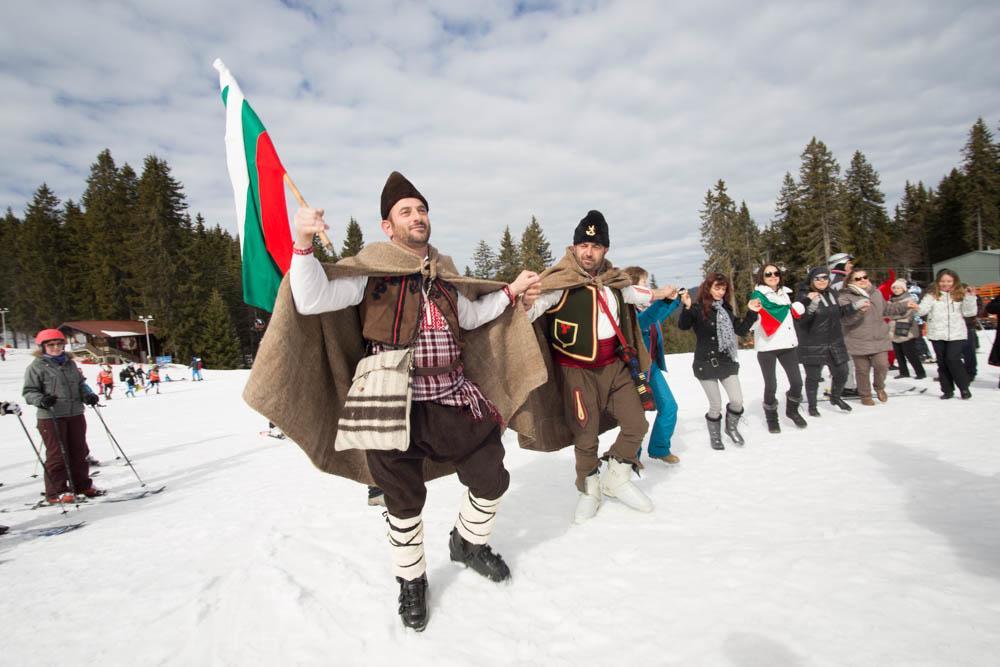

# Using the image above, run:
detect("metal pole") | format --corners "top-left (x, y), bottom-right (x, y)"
top-left (139, 315), bottom-right (154, 363)
top-left (0, 307), bottom-right (8, 348)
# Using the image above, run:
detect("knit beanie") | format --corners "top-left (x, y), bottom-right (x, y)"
top-left (808, 266), bottom-right (831, 284)
top-left (892, 278), bottom-right (907, 291)
top-left (380, 171), bottom-right (428, 220)
top-left (573, 210), bottom-right (610, 247)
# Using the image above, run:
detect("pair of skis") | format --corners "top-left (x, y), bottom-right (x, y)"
top-left (25, 485), bottom-right (167, 511)
top-left (825, 386), bottom-right (928, 400)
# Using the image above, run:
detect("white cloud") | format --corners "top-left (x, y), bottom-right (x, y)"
top-left (1, 0), bottom-right (999, 286)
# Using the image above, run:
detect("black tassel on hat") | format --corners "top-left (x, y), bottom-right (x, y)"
top-left (380, 171), bottom-right (428, 220)
top-left (573, 210), bottom-right (610, 247)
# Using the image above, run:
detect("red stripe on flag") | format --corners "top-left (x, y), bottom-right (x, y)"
top-left (256, 131), bottom-right (293, 275)
top-left (759, 308), bottom-right (782, 336)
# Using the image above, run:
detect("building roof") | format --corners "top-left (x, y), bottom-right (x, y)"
top-left (59, 320), bottom-right (159, 337)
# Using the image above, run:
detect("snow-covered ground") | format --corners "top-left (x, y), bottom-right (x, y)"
top-left (1, 336), bottom-right (998, 667)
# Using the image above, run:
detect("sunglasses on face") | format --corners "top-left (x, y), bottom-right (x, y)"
top-left (852, 275), bottom-right (869, 282)
top-left (813, 275), bottom-right (830, 281)
top-left (763, 270), bottom-right (781, 278)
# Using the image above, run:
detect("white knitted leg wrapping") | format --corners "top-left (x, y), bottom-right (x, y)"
top-left (454, 491), bottom-right (501, 546)
top-left (387, 513), bottom-right (425, 580)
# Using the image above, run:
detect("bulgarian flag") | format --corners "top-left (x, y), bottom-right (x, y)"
top-left (750, 288), bottom-right (802, 337)
top-left (214, 59), bottom-right (294, 312)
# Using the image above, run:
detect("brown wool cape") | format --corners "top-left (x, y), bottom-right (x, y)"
top-left (243, 241), bottom-right (552, 485)
top-left (509, 247), bottom-right (652, 453)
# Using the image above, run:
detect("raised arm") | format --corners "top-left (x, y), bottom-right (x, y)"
top-left (288, 253), bottom-right (366, 315)
top-left (525, 289), bottom-right (565, 323)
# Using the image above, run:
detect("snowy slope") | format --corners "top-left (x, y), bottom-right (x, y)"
top-left (1, 338), bottom-right (999, 667)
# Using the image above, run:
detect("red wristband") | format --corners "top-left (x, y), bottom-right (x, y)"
top-left (502, 285), bottom-right (515, 307)
top-left (292, 245), bottom-right (314, 256)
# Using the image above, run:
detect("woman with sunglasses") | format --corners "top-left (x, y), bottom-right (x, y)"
top-left (793, 267), bottom-right (853, 415)
top-left (678, 272), bottom-right (761, 450)
top-left (836, 269), bottom-right (917, 405)
top-left (21, 328), bottom-right (103, 504)
top-left (916, 269), bottom-right (979, 399)
top-left (750, 264), bottom-right (807, 432)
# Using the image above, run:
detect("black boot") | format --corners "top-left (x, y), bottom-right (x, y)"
top-left (829, 394), bottom-right (853, 411)
top-left (785, 393), bottom-right (807, 428)
top-left (396, 574), bottom-right (429, 632)
top-left (449, 528), bottom-right (511, 582)
top-left (724, 404), bottom-right (744, 446)
top-left (763, 402), bottom-right (780, 433)
top-left (706, 413), bottom-right (724, 450)
top-left (806, 387), bottom-right (821, 417)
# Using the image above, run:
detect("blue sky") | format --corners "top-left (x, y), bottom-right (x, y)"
top-left (1, 0), bottom-right (999, 285)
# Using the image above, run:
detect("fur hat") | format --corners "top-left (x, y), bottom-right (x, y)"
top-left (380, 171), bottom-right (428, 221)
top-left (573, 210), bottom-right (610, 247)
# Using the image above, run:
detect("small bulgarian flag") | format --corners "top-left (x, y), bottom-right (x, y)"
top-left (214, 59), bottom-right (295, 312)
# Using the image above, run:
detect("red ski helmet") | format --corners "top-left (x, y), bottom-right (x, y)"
top-left (35, 329), bottom-right (66, 346)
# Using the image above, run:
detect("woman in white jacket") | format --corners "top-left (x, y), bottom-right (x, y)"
top-left (917, 269), bottom-right (978, 399)
top-left (750, 264), bottom-right (807, 433)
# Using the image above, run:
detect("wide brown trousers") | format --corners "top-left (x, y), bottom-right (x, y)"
top-left (557, 361), bottom-right (648, 491)
top-left (37, 415), bottom-right (92, 498)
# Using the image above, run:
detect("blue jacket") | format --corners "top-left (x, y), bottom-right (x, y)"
top-left (637, 298), bottom-right (679, 370)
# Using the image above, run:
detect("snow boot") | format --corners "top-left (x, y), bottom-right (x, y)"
top-left (448, 528), bottom-right (511, 582)
top-left (785, 394), bottom-right (807, 428)
top-left (600, 459), bottom-right (653, 513)
top-left (706, 413), bottom-right (724, 450)
top-left (396, 574), bottom-right (429, 632)
top-left (829, 393), bottom-right (852, 412)
top-left (724, 404), bottom-right (745, 446)
top-left (574, 472), bottom-right (602, 523)
top-left (763, 402), bottom-right (780, 434)
top-left (806, 387), bottom-right (821, 417)
top-left (0, 525), bottom-right (8, 536)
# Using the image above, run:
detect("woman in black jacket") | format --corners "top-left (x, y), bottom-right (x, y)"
top-left (794, 267), bottom-right (853, 415)
top-left (986, 295), bottom-right (1000, 388)
top-left (678, 272), bottom-right (761, 450)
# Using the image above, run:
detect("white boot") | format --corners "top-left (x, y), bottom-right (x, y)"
top-left (600, 459), bottom-right (653, 513)
top-left (574, 473), bottom-right (602, 524)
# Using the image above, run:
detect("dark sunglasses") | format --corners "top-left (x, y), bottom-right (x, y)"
top-left (852, 274), bottom-right (869, 282)
top-left (763, 270), bottom-right (781, 278)
top-left (813, 275), bottom-right (830, 281)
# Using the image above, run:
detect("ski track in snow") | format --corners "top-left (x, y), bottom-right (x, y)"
top-left (1, 336), bottom-right (998, 666)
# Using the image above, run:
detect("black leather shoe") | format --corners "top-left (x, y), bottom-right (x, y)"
top-left (960, 389), bottom-right (972, 400)
top-left (940, 392), bottom-right (954, 400)
top-left (830, 396), bottom-right (853, 412)
top-left (449, 528), bottom-right (511, 582)
top-left (397, 574), bottom-right (429, 632)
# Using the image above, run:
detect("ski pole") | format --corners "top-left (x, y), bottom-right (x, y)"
top-left (90, 405), bottom-right (146, 487)
top-left (46, 415), bottom-right (81, 511)
top-left (15, 412), bottom-right (67, 513)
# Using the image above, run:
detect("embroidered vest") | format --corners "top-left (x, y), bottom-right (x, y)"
top-left (544, 285), bottom-right (625, 361)
top-left (359, 274), bottom-right (462, 346)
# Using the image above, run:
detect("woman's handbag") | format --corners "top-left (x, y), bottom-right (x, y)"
top-left (893, 320), bottom-right (913, 338)
top-left (335, 347), bottom-right (413, 452)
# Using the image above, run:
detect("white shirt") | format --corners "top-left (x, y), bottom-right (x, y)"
top-left (288, 253), bottom-right (510, 330)
top-left (525, 284), bottom-right (652, 338)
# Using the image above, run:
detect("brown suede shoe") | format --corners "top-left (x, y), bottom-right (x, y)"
top-left (860, 396), bottom-right (876, 406)
top-left (655, 454), bottom-right (680, 464)
top-left (876, 389), bottom-right (888, 402)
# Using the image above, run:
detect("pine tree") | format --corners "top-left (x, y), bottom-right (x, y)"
top-left (464, 265), bottom-right (473, 277)
top-left (765, 172), bottom-right (803, 270)
top-left (82, 150), bottom-right (133, 319)
top-left (699, 181), bottom-right (761, 303)
top-left (61, 200), bottom-right (91, 319)
top-left (494, 226), bottom-right (521, 282)
top-left (795, 138), bottom-right (846, 271)
top-left (17, 184), bottom-right (66, 329)
top-left (0, 208), bottom-right (21, 339)
top-left (926, 170), bottom-right (971, 264)
top-left (960, 118), bottom-right (1000, 250)
top-left (129, 155), bottom-right (188, 355)
top-left (196, 289), bottom-right (243, 369)
top-left (471, 239), bottom-right (498, 280)
top-left (841, 150), bottom-right (891, 269)
top-left (340, 217), bottom-right (364, 258)
top-left (648, 274), bottom-right (658, 289)
top-left (519, 216), bottom-right (554, 273)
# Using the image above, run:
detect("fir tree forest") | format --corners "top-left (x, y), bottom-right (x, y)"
top-left (2, 119), bottom-right (997, 363)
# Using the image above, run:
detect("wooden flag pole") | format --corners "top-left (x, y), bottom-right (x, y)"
top-left (283, 173), bottom-right (335, 254)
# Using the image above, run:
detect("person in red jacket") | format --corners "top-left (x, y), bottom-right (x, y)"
top-left (96, 365), bottom-right (114, 400)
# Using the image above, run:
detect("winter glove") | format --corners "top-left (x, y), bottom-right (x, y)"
top-left (0, 401), bottom-right (22, 416)
top-left (83, 393), bottom-right (99, 407)
top-left (39, 394), bottom-right (58, 409)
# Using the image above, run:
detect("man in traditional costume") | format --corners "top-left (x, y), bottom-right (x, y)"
top-left (244, 172), bottom-right (545, 632)
top-left (521, 211), bottom-right (674, 523)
